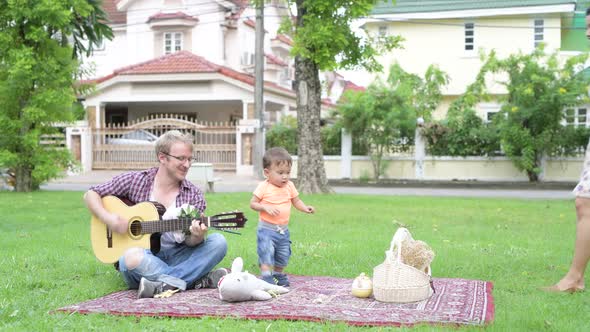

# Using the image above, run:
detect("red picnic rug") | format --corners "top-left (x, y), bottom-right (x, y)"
top-left (56, 275), bottom-right (494, 327)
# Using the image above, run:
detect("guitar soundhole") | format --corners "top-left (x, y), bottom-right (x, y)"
top-left (129, 220), bottom-right (142, 237)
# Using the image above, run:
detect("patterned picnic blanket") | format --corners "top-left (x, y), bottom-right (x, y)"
top-left (56, 275), bottom-right (494, 327)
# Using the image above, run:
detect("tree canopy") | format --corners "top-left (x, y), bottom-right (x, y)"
top-left (335, 63), bottom-right (448, 179)
top-left (287, 1), bottom-right (401, 72)
top-left (282, 0), bottom-right (401, 193)
top-left (449, 47), bottom-right (590, 181)
top-left (0, 0), bottom-right (112, 191)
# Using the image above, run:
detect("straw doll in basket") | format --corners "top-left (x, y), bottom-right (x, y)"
top-left (372, 227), bottom-right (435, 303)
top-left (399, 235), bottom-right (435, 273)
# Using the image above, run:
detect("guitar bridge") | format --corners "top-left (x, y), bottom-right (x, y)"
top-left (107, 227), bottom-right (113, 248)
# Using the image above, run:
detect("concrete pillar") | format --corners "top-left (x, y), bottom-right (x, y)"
top-left (236, 118), bottom-right (259, 175)
top-left (539, 153), bottom-right (546, 182)
top-left (242, 101), bottom-right (250, 120)
top-left (247, 102), bottom-right (255, 119)
top-left (235, 125), bottom-right (242, 173)
top-left (415, 117), bottom-right (425, 180)
top-left (87, 101), bottom-right (105, 128)
top-left (341, 128), bottom-right (352, 179)
top-left (86, 105), bottom-right (97, 129)
top-left (66, 121), bottom-right (91, 173)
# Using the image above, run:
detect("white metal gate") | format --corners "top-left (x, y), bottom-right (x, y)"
top-left (92, 114), bottom-right (236, 170)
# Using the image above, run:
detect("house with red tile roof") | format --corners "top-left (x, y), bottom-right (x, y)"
top-left (75, 0), bottom-right (361, 174)
top-left (85, 0), bottom-right (296, 124)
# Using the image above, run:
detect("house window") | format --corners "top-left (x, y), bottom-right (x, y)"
top-left (464, 22), bottom-right (474, 51)
top-left (279, 66), bottom-right (294, 87)
top-left (164, 32), bottom-right (183, 54)
top-left (480, 103), bottom-right (501, 123)
top-left (486, 112), bottom-right (498, 123)
top-left (565, 107), bottom-right (588, 127)
top-left (534, 19), bottom-right (544, 48)
top-left (378, 25), bottom-right (388, 37)
top-left (241, 52), bottom-right (255, 67)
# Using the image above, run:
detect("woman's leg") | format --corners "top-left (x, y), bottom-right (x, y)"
top-left (545, 197), bottom-right (590, 292)
top-left (556, 197), bottom-right (590, 290)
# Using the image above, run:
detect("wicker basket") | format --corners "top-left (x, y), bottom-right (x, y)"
top-left (372, 227), bottom-right (433, 303)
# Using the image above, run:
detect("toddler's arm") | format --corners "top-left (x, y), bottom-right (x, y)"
top-left (292, 196), bottom-right (315, 214)
top-left (250, 195), bottom-right (281, 216)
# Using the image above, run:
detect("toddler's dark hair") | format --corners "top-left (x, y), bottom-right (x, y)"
top-left (263, 147), bottom-right (292, 169)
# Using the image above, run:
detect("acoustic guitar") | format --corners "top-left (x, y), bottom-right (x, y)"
top-left (90, 195), bottom-right (247, 263)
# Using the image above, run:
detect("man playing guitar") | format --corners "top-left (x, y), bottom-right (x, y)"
top-left (84, 130), bottom-right (229, 298)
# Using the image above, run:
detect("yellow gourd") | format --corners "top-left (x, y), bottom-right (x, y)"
top-left (351, 273), bottom-right (373, 298)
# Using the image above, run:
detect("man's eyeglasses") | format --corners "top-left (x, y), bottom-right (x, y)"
top-left (161, 151), bottom-right (194, 164)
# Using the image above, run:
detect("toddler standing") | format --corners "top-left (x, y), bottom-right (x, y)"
top-left (250, 147), bottom-right (315, 286)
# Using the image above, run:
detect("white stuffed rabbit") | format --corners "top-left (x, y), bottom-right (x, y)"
top-left (218, 257), bottom-right (290, 302)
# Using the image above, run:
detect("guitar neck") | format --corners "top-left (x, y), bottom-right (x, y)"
top-left (138, 217), bottom-right (207, 234)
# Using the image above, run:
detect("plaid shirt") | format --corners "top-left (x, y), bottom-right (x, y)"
top-left (89, 167), bottom-right (206, 213)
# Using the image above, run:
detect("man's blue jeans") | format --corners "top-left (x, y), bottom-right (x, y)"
top-left (118, 233), bottom-right (227, 290)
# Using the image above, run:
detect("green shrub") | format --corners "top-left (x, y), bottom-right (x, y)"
top-left (321, 124), bottom-right (341, 155)
top-left (265, 116), bottom-right (369, 155)
top-left (269, 114), bottom-right (588, 159)
top-left (265, 116), bottom-right (298, 154)
top-left (359, 169), bottom-right (371, 183)
top-left (552, 125), bottom-right (590, 156)
top-left (422, 109), bottom-right (501, 156)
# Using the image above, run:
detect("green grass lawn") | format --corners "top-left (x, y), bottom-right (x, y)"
top-left (1, 191), bottom-right (589, 331)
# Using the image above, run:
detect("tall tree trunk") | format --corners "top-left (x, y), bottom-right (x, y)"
top-left (15, 165), bottom-right (33, 192)
top-left (527, 170), bottom-right (539, 182)
top-left (15, 94), bottom-right (34, 192)
top-left (291, 0), bottom-right (332, 193)
top-left (527, 158), bottom-right (540, 182)
top-left (294, 55), bottom-right (333, 193)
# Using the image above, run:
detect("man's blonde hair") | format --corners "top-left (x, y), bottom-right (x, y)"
top-left (155, 130), bottom-right (194, 155)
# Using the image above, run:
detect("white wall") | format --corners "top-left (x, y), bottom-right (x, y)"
top-left (84, 29), bottom-right (128, 78)
top-left (224, 22), bottom-right (241, 68)
top-left (191, 10), bottom-right (226, 63)
top-left (125, 0), bottom-right (159, 64)
top-left (289, 155), bottom-right (583, 182)
top-left (366, 15), bottom-right (564, 95)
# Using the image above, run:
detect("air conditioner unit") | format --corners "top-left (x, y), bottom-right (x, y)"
top-left (241, 52), bottom-right (255, 66)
